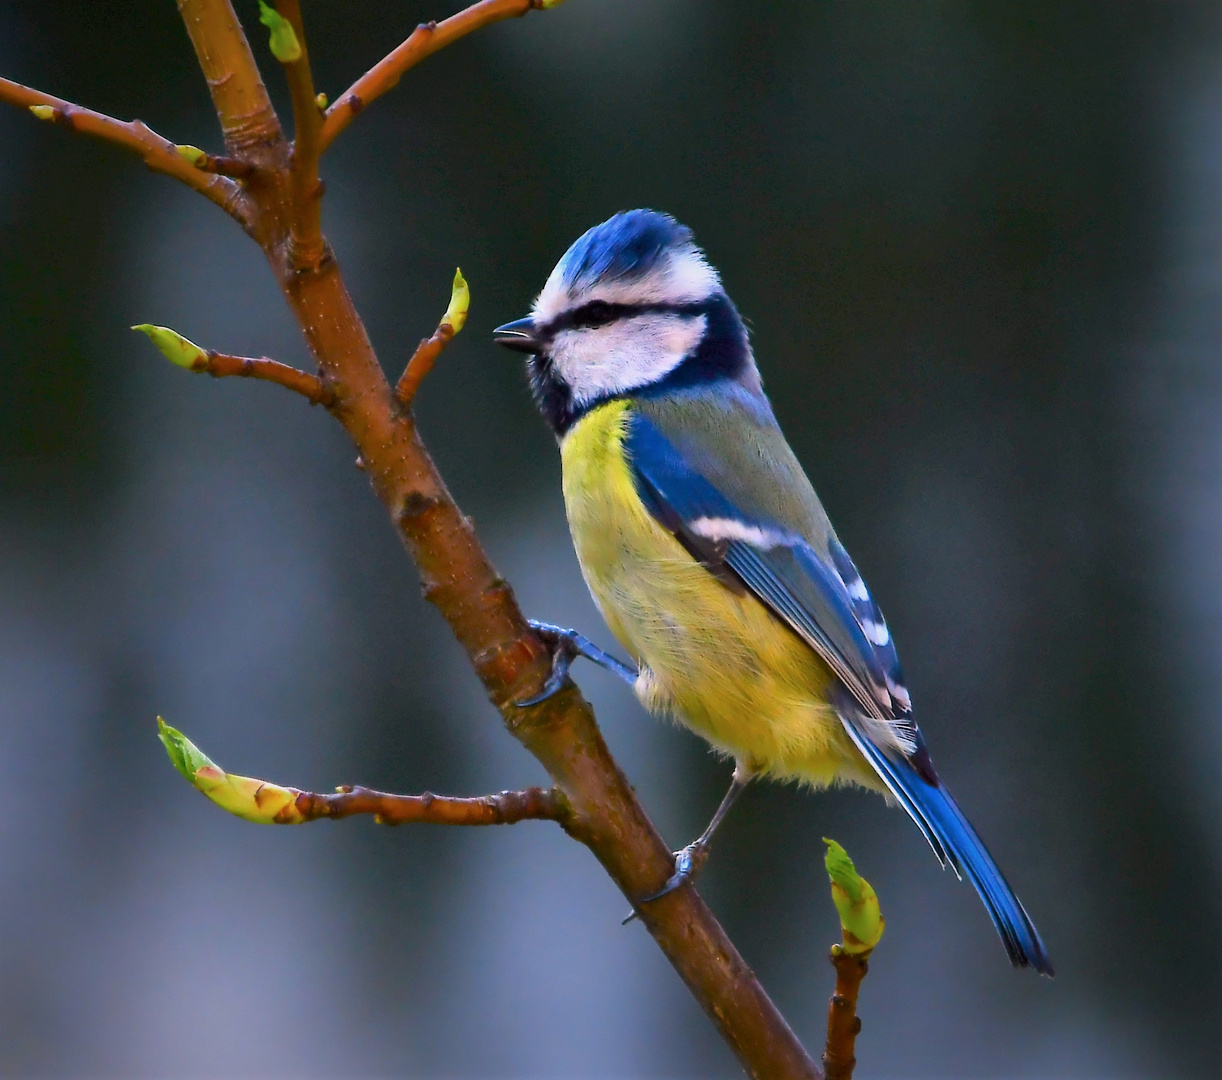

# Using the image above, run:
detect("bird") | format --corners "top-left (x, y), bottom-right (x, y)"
top-left (493, 209), bottom-right (1052, 974)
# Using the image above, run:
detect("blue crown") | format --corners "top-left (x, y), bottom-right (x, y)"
top-left (557, 210), bottom-right (693, 292)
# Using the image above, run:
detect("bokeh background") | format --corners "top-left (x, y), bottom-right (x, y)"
top-left (1, 1), bottom-right (1218, 1076)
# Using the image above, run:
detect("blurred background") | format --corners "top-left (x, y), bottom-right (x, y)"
top-left (0, 1), bottom-right (1218, 1076)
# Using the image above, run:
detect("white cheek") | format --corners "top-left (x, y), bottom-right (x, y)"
top-left (552, 314), bottom-right (707, 405)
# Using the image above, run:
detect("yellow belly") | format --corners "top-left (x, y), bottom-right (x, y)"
top-left (560, 400), bottom-right (873, 789)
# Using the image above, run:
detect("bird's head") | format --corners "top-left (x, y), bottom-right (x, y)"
top-left (495, 209), bottom-right (757, 434)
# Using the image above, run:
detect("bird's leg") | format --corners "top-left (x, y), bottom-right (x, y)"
top-left (516, 620), bottom-right (638, 707)
top-left (625, 762), bottom-right (755, 923)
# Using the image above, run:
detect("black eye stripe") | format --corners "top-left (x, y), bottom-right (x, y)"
top-left (544, 299), bottom-right (710, 336)
top-left (567, 300), bottom-right (620, 329)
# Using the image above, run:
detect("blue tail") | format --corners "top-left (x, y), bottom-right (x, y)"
top-left (843, 723), bottom-right (1054, 975)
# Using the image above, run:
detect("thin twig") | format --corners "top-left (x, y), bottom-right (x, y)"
top-left (0, 77), bottom-right (250, 225)
top-left (396, 325), bottom-right (458, 407)
top-left (196, 350), bottom-right (334, 405)
top-left (396, 269), bottom-right (468, 407)
top-left (292, 784), bottom-right (568, 826)
top-left (274, 0), bottom-right (325, 265)
top-left (319, 0), bottom-right (549, 153)
top-left (822, 947), bottom-right (871, 1080)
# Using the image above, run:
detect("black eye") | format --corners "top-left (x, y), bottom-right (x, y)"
top-left (573, 300), bottom-right (619, 329)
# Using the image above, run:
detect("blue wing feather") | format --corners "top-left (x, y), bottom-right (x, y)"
top-left (627, 412), bottom-right (895, 718)
top-left (625, 409), bottom-right (1053, 974)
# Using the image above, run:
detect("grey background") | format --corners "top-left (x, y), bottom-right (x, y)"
top-left (0, 1), bottom-right (1218, 1076)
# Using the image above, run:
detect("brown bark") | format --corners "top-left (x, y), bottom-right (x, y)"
top-left (176, 0), bottom-right (281, 157)
top-left (822, 948), bottom-right (870, 1080)
top-left (292, 785), bottom-right (568, 827)
top-left (195, 350), bottom-right (333, 405)
top-left (396, 323), bottom-right (458, 407)
top-left (318, 0), bottom-right (551, 152)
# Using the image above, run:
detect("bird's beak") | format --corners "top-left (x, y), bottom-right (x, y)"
top-left (492, 317), bottom-right (541, 354)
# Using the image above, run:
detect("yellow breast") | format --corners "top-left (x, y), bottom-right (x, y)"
top-left (560, 400), bottom-right (866, 788)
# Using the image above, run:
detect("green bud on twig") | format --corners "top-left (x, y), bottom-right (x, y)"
top-left (315, 92), bottom-right (329, 112)
top-left (131, 324), bottom-right (208, 371)
top-left (540, 0), bottom-right (568, 8)
top-left (157, 718), bottom-right (307, 824)
top-left (823, 838), bottom-right (885, 953)
top-left (158, 717), bottom-right (212, 782)
top-left (176, 144), bottom-right (207, 167)
top-left (443, 269), bottom-right (469, 334)
top-left (29, 105), bottom-right (57, 121)
top-left (258, 1), bottom-right (302, 63)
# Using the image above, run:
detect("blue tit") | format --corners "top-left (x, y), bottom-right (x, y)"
top-left (494, 209), bottom-right (1051, 974)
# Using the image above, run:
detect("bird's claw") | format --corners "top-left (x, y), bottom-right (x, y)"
top-left (621, 841), bottom-right (709, 924)
top-left (515, 622), bottom-right (582, 707)
top-left (516, 620), bottom-right (637, 707)
top-left (645, 841), bottom-right (710, 900)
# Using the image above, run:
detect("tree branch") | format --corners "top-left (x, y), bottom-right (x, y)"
top-left (158, 719), bottom-right (567, 827)
top-left (11, 5), bottom-right (834, 1077)
top-left (200, 351), bottom-right (332, 404)
top-left (176, 0), bottom-right (283, 159)
top-left (0, 77), bottom-right (250, 226)
top-left (171, 5), bottom-right (822, 1076)
top-left (396, 269), bottom-right (469, 408)
top-left (271, 0), bottom-right (325, 264)
top-left (822, 948), bottom-right (870, 1080)
top-left (396, 329), bottom-right (452, 408)
top-left (131, 324), bottom-right (333, 405)
top-left (319, 0), bottom-right (556, 153)
top-left (294, 785), bottom-right (567, 826)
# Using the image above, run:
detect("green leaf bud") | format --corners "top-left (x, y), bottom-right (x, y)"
top-left (443, 269), bottom-right (469, 334)
top-left (258, 2), bottom-right (302, 63)
top-left (824, 838), bottom-right (885, 953)
top-left (29, 105), bottom-right (57, 121)
top-left (157, 717), bottom-right (211, 782)
top-left (176, 144), bottom-right (207, 167)
top-left (156, 717), bottom-right (307, 824)
top-left (131, 324), bottom-right (208, 371)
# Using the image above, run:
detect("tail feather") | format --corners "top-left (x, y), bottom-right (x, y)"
top-left (841, 718), bottom-right (1054, 975)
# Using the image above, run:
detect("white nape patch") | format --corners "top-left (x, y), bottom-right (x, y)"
top-left (862, 619), bottom-right (890, 647)
top-left (845, 576), bottom-right (869, 601)
top-left (533, 245), bottom-right (720, 324)
top-left (689, 517), bottom-right (789, 549)
top-left (551, 312), bottom-right (706, 405)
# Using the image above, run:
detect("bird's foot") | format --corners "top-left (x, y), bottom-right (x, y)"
top-left (622, 840), bottom-right (711, 924)
top-left (516, 620), bottom-right (638, 707)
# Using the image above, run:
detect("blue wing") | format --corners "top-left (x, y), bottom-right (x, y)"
top-left (625, 409), bottom-right (1052, 974)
